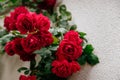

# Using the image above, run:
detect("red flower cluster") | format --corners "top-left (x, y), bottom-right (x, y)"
top-left (4, 6), bottom-right (29, 31)
top-left (4, 6), bottom-right (53, 61)
top-left (19, 75), bottom-right (36, 80)
top-left (52, 30), bottom-right (83, 78)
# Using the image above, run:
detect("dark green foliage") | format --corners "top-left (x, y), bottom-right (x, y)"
top-left (83, 44), bottom-right (94, 55)
top-left (87, 54), bottom-right (99, 65)
top-left (78, 44), bottom-right (99, 66)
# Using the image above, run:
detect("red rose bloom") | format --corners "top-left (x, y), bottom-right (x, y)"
top-left (52, 60), bottom-right (72, 78)
top-left (4, 6), bottom-right (28, 31)
top-left (70, 61), bottom-right (81, 73)
top-left (16, 13), bottom-right (36, 34)
top-left (35, 14), bottom-right (50, 31)
top-left (64, 30), bottom-right (83, 45)
top-left (21, 33), bottom-right (42, 53)
top-left (52, 60), bottom-right (81, 78)
top-left (56, 39), bottom-right (82, 61)
top-left (11, 6), bottom-right (29, 20)
top-left (19, 75), bottom-right (36, 80)
top-left (4, 16), bottom-right (16, 31)
top-left (12, 38), bottom-right (36, 61)
top-left (12, 38), bottom-right (25, 55)
top-left (37, 0), bottom-right (56, 10)
top-left (5, 41), bottom-right (15, 56)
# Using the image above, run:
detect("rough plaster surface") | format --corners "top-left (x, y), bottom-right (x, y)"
top-left (1, 0), bottom-right (120, 80)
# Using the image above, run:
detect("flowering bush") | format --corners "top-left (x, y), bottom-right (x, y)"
top-left (0, 1), bottom-right (99, 80)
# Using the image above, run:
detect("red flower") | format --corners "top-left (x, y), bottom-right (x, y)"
top-left (11, 6), bottom-right (29, 20)
top-left (4, 16), bottom-right (16, 31)
top-left (37, 0), bottom-right (56, 10)
top-left (21, 34), bottom-right (42, 53)
top-left (52, 60), bottom-right (81, 78)
top-left (4, 6), bottom-right (28, 31)
top-left (19, 75), bottom-right (36, 80)
top-left (35, 14), bottom-right (50, 31)
top-left (12, 38), bottom-right (25, 55)
top-left (70, 61), bottom-right (81, 73)
top-left (5, 41), bottom-right (15, 56)
top-left (16, 13), bottom-right (36, 34)
top-left (52, 60), bottom-right (72, 78)
top-left (56, 39), bottom-right (82, 61)
top-left (11, 38), bottom-right (36, 61)
top-left (64, 30), bottom-right (83, 45)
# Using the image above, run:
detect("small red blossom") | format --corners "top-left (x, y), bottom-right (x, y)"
top-left (5, 41), bottom-right (15, 56)
top-left (19, 75), bottom-right (36, 80)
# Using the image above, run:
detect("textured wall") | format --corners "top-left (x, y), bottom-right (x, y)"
top-left (1, 0), bottom-right (120, 80)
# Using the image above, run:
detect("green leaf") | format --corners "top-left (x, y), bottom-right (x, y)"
top-left (59, 5), bottom-right (66, 14)
top-left (49, 45), bottom-right (58, 51)
top-left (34, 48), bottom-right (51, 58)
top-left (78, 32), bottom-right (86, 39)
top-left (65, 11), bottom-right (72, 20)
top-left (10, 0), bottom-right (17, 3)
top-left (87, 54), bottom-right (99, 66)
top-left (50, 12), bottom-right (58, 23)
top-left (70, 25), bottom-right (77, 30)
top-left (59, 11), bottom-right (72, 21)
top-left (52, 27), bottom-right (67, 35)
top-left (0, 4), bottom-right (2, 9)
top-left (83, 44), bottom-right (94, 55)
top-left (34, 48), bottom-right (47, 54)
top-left (57, 20), bottom-right (68, 28)
top-left (18, 67), bottom-right (28, 73)
top-left (0, 34), bottom-right (15, 46)
top-left (0, 29), bottom-right (8, 38)
top-left (24, 70), bottom-right (30, 75)
top-left (30, 59), bottom-right (36, 70)
top-left (78, 55), bottom-right (87, 65)
top-left (0, 46), bottom-right (5, 54)
top-left (44, 63), bottom-right (52, 74)
top-left (42, 10), bottom-right (50, 17)
top-left (52, 36), bottom-right (59, 45)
